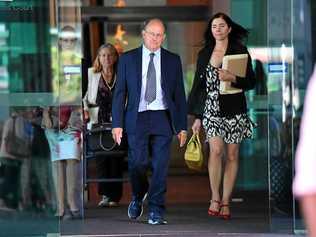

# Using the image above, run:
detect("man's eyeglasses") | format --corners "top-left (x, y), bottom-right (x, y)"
top-left (145, 30), bottom-right (164, 39)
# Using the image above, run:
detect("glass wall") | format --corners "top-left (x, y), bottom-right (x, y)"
top-left (266, 0), bottom-right (315, 234)
top-left (0, 0), bottom-right (59, 236)
top-left (231, 0), bottom-right (313, 234)
top-left (230, 0), bottom-right (270, 229)
top-left (266, 0), bottom-right (294, 232)
top-left (0, 0), bottom-right (83, 236)
top-left (291, 0), bottom-right (315, 234)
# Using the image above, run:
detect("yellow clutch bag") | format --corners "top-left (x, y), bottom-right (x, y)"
top-left (184, 133), bottom-right (203, 171)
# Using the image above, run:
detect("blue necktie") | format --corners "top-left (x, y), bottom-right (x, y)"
top-left (145, 53), bottom-right (156, 103)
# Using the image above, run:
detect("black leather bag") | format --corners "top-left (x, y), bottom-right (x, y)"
top-left (85, 123), bottom-right (128, 153)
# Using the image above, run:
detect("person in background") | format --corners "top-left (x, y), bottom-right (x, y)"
top-left (44, 24), bottom-right (83, 220)
top-left (83, 43), bottom-right (123, 207)
top-left (112, 18), bottom-right (187, 225)
top-left (293, 65), bottom-right (316, 237)
top-left (42, 106), bottom-right (82, 220)
top-left (51, 25), bottom-right (81, 105)
top-left (187, 12), bottom-right (256, 220)
top-left (28, 107), bottom-right (54, 212)
top-left (0, 108), bottom-right (33, 211)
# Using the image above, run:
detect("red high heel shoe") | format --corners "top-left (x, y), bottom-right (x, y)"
top-left (208, 200), bottom-right (221, 216)
top-left (219, 204), bottom-right (231, 220)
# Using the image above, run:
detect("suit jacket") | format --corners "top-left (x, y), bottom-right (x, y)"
top-left (82, 67), bottom-right (101, 111)
top-left (112, 46), bottom-right (187, 135)
top-left (188, 41), bottom-right (256, 119)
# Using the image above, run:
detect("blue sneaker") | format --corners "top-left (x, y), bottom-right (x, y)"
top-left (148, 212), bottom-right (167, 225)
top-left (127, 193), bottom-right (147, 219)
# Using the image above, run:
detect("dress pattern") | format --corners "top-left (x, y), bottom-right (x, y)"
top-left (96, 76), bottom-right (113, 123)
top-left (202, 64), bottom-right (255, 144)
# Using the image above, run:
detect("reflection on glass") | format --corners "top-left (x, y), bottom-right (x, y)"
top-left (0, 0), bottom-right (82, 235)
top-left (52, 25), bottom-right (82, 105)
top-left (42, 105), bottom-right (83, 220)
top-left (0, 106), bottom-right (58, 235)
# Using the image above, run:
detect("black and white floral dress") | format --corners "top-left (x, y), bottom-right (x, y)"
top-left (202, 64), bottom-right (255, 144)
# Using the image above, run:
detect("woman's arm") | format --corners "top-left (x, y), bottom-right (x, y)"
top-left (42, 108), bottom-right (53, 129)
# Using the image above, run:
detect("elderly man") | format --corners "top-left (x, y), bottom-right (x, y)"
top-left (112, 18), bottom-right (187, 225)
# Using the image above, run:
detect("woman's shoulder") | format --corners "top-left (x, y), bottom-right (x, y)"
top-left (88, 67), bottom-right (95, 73)
top-left (88, 67), bottom-right (101, 77)
top-left (196, 46), bottom-right (213, 63)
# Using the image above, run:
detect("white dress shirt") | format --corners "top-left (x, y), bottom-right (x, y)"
top-left (138, 45), bottom-right (168, 112)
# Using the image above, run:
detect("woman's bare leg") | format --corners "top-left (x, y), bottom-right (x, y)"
top-left (208, 137), bottom-right (224, 212)
top-left (221, 143), bottom-right (240, 215)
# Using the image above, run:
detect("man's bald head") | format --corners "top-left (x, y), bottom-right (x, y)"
top-left (142, 18), bottom-right (166, 52)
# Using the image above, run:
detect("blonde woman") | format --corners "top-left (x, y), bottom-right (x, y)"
top-left (83, 43), bottom-right (123, 207)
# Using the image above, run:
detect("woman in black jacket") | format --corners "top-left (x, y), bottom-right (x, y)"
top-left (188, 12), bottom-right (256, 220)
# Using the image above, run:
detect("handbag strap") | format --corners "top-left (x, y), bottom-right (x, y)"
top-left (195, 133), bottom-right (201, 145)
top-left (99, 132), bottom-right (117, 151)
top-left (189, 133), bottom-right (201, 144)
top-left (188, 133), bottom-right (201, 150)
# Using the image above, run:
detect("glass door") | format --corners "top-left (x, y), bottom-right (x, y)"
top-left (0, 0), bottom-right (60, 236)
top-left (267, 0), bottom-right (315, 234)
top-left (266, 0), bottom-right (294, 233)
top-left (291, 0), bottom-right (315, 234)
top-left (56, 0), bottom-right (84, 235)
top-left (0, 0), bottom-right (83, 236)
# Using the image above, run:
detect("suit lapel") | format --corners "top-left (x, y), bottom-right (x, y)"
top-left (160, 48), bottom-right (167, 90)
top-left (135, 46), bottom-right (142, 95)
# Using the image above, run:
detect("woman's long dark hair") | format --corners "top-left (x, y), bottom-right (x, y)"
top-left (203, 12), bottom-right (249, 47)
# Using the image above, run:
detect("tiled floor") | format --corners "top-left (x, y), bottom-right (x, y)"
top-left (60, 203), bottom-right (296, 237)
top-left (0, 176), bottom-right (301, 237)
top-left (59, 175), bottom-right (298, 237)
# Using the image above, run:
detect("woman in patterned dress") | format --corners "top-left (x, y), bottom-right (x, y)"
top-left (188, 12), bottom-right (256, 220)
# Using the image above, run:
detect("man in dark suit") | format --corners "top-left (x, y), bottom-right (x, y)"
top-left (112, 18), bottom-right (187, 225)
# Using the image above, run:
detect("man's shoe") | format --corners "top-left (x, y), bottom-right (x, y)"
top-left (148, 212), bottom-right (167, 225)
top-left (127, 193), bottom-right (147, 219)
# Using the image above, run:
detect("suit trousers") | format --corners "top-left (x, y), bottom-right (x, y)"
top-left (127, 110), bottom-right (173, 216)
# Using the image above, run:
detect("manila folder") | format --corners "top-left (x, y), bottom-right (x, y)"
top-left (219, 54), bottom-right (248, 94)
